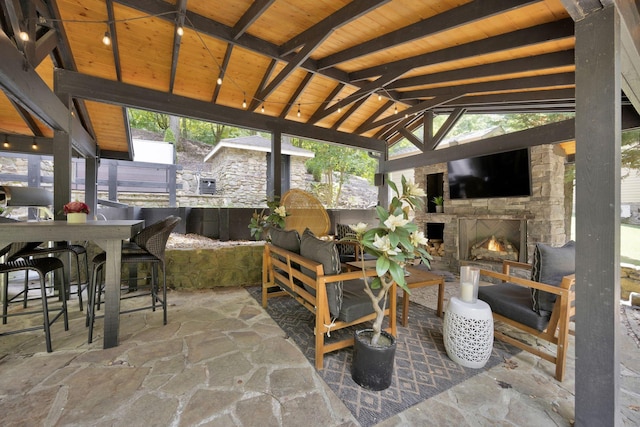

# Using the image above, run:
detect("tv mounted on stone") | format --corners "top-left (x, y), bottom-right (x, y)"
top-left (447, 148), bottom-right (532, 199)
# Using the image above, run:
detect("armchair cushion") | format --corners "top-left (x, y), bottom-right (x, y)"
top-left (530, 241), bottom-right (575, 314)
top-left (270, 227), bottom-right (301, 253)
top-left (300, 228), bottom-right (343, 318)
top-left (478, 282), bottom-right (551, 331)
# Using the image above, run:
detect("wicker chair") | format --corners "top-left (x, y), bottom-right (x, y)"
top-left (87, 216), bottom-right (181, 343)
top-left (1, 243), bottom-right (69, 352)
top-left (281, 189), bottom-right (330, 237)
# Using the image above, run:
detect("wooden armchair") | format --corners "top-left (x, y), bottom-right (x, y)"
top-left (478, 259), bottom-right (575, 381)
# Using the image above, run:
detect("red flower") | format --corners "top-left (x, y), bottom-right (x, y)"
top-left (63, 201), bottom-right (90, 214)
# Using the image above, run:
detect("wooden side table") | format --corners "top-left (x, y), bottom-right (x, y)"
top-left (345, 261), bottom-right (445, 326)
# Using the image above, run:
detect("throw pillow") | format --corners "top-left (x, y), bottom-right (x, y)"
top-left (335, 223), bottom-right (355, 255)
top-left (300, 228), bottom-right (343, 318)
top-left (531, 240), bottom-right (575, 314)
top-left (269, 227), bottom-right (301, 253)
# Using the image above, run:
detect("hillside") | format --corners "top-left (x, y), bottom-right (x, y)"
top-left (131, 129), bottom-right (378, 208)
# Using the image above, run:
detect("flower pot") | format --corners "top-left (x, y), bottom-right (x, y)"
top-left (435, 205), bottom-right (443, 213)
top-left (351, 329), bottom-right (396, 390)
top-left (67, 212), bottom-right (87, 223)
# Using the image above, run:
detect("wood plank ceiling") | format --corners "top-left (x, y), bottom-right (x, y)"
top-left (1, 0), bottom-right (580, 159)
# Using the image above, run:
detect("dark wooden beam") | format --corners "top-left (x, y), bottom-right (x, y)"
top-left (400, 73), bottom-right (575, 100)
top-left (351, 19), bottom-right (575, 81)
top-left (331, 97), bottom-right (367, 131)
top-left (232, 0), bottom-right (275, 40)
top-left (211, 44), bottom-right (233, 102)
top-left (54, 69), bottom-right (386, 152)
top-left (355, 100), bottom-right (394, 134)
top-left (251, 59), bottom-right (277, 110)
top-left (279, 0), bottom-right (389, 56)
top-left (308, 82), bottom-right (345, 123)
top-left (33, 28), bottom-right (58, 65)
top-left (278, 72), bottom-right (313, 119)
top-left (383, 118), bottom-right (575, 172)
top-left (0, 30), bottom-right (97, 153)
top-left (105, 0), bottom-right (122, 81)
top-left (430, 108), bottom-right (465, 150)
top-left (318, 0), bottom-right (537, 70)
top-left (168, 0), bottom-right (188, 92)
top-left (8, 98), bottom-right (44, 136)
top-left (388, 50), bottom-right (575, 90)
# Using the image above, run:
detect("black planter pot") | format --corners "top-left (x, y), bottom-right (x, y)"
top-left (351, 329), bottom-right (396, 391)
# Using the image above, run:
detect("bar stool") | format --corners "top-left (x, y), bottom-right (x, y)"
top-left (1, 244), bottom-right (69, 352)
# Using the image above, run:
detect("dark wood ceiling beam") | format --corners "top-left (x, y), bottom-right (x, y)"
top-left (105, 0), bottom-right (122, 81)
top-left (33, 28), bottom-right (58, 65)
top-left (211, 44), bottom-right (233, 102)
top-left (430, 108), bottom-right (465, 150)
top-left (232, 0), bottom-right (275, 40)
top-left (250, 33), bottom-right (330, 111)
top-left (355, 100), bottom-right (394, 133)
top-left (439, 89), bottom-right (576, 107)
top-left (383, 118), bottom-right (576, 172)
top-left (3, 0), bottom-right (29, 59)
top-left (388, 50), bottom-right (575, 90)
top-left (397, 127), bottom-right (422, 147)
top-left (279, 0), bottom-right (390, 56)
top-left (54, 69), bottom-right (386, 152)
top-left (8, 98), bottom-right (44, 137)
top-left (400, 73), bottom-right (575, 100)
top-left (318, 0), bottom-right (537, 70)
top-left (168, 0), bottom-right (188, 93)
top-left (309, 82), bottom-right (346, 122)
top-left (331, 97), bottom-right (367, 131)
top-left (279, 72), bottom-right (313, 119)
top-left (435, 103), bottom-right (576, 114)
top-left (309, 70), bottom-right (407, 124)
top-left (352, 19), bottom-right (575, 82)
top-left (358, 95), bottom-right (462, 133)
top-left (251, 58), bottom-right (277, 109)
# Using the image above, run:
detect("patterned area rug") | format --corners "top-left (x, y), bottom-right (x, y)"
top-left (246, 286), bottom-right (518, 427)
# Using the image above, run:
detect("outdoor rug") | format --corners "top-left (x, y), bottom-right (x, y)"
top-left (246, 286), bottom-right (520, 427)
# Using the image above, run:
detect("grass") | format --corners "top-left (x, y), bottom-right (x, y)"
top-left (621, 223), bottom-right (640, 266)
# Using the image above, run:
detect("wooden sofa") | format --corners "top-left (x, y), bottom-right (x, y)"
top-left (478, 259), bottom-right (575, 381)
top-left (262, 235), bottom-right (397, 370)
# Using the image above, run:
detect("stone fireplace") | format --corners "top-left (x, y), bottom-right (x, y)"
top-left (414, 144), bottom-right (570, 271)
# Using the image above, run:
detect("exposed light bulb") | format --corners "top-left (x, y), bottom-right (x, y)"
top-left (337, 105), bottom-right (342, 113)
top-left (19, 31), bottom-right (29, 41)
top-left (394, 104), bottom-right (398, 115)
top-left (378, 93), bottom-right (382, 101)
top-left (404, 112), bottom-right (408, 118)
top-left (102, 31), bottom-right (111, 46)
top-left (176, 26), bottom-right (184, 36)
top-left (297, 104), bottom-right (301, 118)
top-left (32, 138), bottom-right (38, 150)
top-left (217, 76), bottom-right (222, 85)
top-left (261, 104), bottom-right (265, 113)
top-left (3, 136), bottom-right (9, 148)
top-left (242, 98), bottom-right (247, 109)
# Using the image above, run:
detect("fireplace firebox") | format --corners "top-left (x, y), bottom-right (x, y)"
top-left (458, 218), bottom-right (527, 263)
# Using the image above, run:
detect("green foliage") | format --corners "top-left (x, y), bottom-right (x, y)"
top-left (248, 197), bottom-right (288, 240)
top-left (431, 195), bottom-right (444, 206)
top-left (164, 128), bottom-right (176, 143)
top-left (622, 128), bottom-right (640, 175)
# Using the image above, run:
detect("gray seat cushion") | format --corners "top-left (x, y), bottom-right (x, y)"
top-left (479, 282), bottom-right (551, 331)
top-left (339, 278), bottom-right (379, 323)
top-left (531, 241), bottom-right (575, 314)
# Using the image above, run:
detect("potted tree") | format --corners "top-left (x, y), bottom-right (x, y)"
top-left (248, 198), bottom-right (288, 240)
top-left (343, 176), bottom-right (432, 390)
top-left (432, 195), bottom-right (444, 213)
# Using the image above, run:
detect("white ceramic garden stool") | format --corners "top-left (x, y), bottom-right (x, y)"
top-left (443, 296), bottom-right (494, 368)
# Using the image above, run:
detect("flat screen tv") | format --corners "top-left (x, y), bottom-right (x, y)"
top-left (447, 148), bottom-right (532, 199)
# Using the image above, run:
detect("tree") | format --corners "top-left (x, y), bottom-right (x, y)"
top-left (622, 129), bottom-right (640, 177)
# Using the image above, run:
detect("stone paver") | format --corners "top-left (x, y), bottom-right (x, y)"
top-left (0, 283), bottom-right (638, 426)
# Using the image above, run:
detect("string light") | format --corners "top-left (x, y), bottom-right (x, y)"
top-left (19, 31), bottom-right (29, 41)
top-left (297, 104), bottom-right (301, 118)
top-left (337, 105), bottom-right (342, 113)
top-left (31, 138), bottom-right (38, 150)
top-left (242, 96), bottom-right (247, 109)
top-left (2, 135), bottom-right (9, 148)
top-left (378, 93), bottom-right (382, 101)
top-left (176, 26), bottom-right (184, 36)
top-left (216, 76), bottom-right (222, 85)
top-left (102, 31), bottom-right (111, 46)
top-left (394, 104), bottom-right (398, 115)
top-left (261, 104), bottom-right (265, 113)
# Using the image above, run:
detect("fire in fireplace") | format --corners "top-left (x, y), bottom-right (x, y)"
top-left (470, 235), bottom-right (518, 261)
